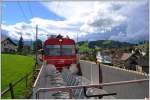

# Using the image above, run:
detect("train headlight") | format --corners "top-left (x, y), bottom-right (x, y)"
top-left (59, 39), bottom-right (62, 42)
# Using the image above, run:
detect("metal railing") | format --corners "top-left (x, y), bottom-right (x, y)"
top-left (35, 78), bottom-right (149, 99)
top-left (32, 61), bottom-right (47, 98)
top-left (1, 70), bottom-right (33, 99)
top-left (80, 60), bottom-right (100, 84)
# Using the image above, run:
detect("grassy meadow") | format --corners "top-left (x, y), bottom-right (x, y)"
top-left (1, 54), bottom-right (35, 98)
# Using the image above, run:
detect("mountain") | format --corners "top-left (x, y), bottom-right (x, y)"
top-left (13, 39), bottom-right (33, 47)
top-left (0, 32), bottom-right (136, 48)
top-left (78, 40), bottom-right (135, 49)
top-left (1, 30), bottom-right (8, 41)
top-left (1, 32), bottom-right (32, 47)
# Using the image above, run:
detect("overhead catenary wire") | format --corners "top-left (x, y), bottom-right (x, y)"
top-left (27, 1), bottom-right (35, 41)
top-left (17, 1), bottom-right (29, 22)
top-left (27, 1), bottom-right (34, 18)
top-left (17, 1), bottom-right (36, 49)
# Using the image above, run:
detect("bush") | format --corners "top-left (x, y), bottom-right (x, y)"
top-left (88, 55), bottom-right (96, 61)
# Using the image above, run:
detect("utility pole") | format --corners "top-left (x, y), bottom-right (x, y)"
top-left (32, 25), bottom-right (38, 80)
top-left (77, 33), bottom-right (78, 43)
top-left (76, 33), bottom-right (80, 64)
top-left (98, 63), bottom-right (103, 89)
top-left (31, 39), bottom-right (32, 51)
top-left (35, 25), bottom-right (38, 66)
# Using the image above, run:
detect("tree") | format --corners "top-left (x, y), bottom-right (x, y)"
top-left (144, 43), bottom-right (149, 59)
top-left (22, 45), bottom-right (31, 55)
top-left (33, 39), bottom-right (42, 52)
top-left (17, 35), bottom-right (24, 54)
top-left (78, 42), bottom-right (92, 53)
top-left (95, 46), bottom-right (101, 52)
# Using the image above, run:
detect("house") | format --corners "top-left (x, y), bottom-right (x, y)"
top-left (111, 51), bottom-right (123, 68)
top-left (136, 57), bottom-right (149, 74)
top-left (121, 53), bottom-right (138, 70)
top-left (121, 53), bottom-right (132, 61)
top-left (121, 48), bottom-right (149, 73)
top-left (1, 37), bottom-right (17, 53)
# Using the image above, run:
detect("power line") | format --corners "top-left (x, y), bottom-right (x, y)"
top-left (17, 1), bottom-right (28, 22)
top-left (27, 1), bottom-right (35, 37)
top-left (27, 1), bottom-right (34, 18)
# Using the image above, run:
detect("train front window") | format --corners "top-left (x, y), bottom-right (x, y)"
top-left (45, 45), bottom-right (60, 56)
top-left (62, 45), bottom-right (75, 55)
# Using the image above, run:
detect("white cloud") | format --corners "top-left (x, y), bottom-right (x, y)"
top-left (42, 1), bottom-right (148, 43)
top-left (109, 1), bottom-right (148, 43)
top-left (1, 1), bottom-right (148, 43)
top-left (42, 1), bottom-right (128, 34)
top-left (1, 17), bottom-right (80, 41)
top-left (2, 23), bottom-right (35, 40)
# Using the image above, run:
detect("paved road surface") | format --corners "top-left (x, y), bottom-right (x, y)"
top-left (80, 61), bottom-right (149, 99)
top-left (100, 64), bottom-right (149, 99)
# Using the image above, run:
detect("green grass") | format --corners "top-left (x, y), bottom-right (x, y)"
top-left (135, 43), bottom-right (149, 51)
top-left (102, 40), bottom-right (112, 45)
top-left (1, 54), bottom-right (35, 98)
top-left (77, 42), bottom-right (92, 52)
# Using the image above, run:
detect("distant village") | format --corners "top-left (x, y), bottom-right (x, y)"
top-left (1, 36), bottom-right (42, 55)
top-left (80, 42), bottom-right (149, 74)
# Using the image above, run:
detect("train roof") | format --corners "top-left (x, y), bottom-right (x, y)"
top-left (44, 38), bottom-right (75, 45)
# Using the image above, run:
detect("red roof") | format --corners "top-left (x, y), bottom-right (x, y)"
top-left (121, 53), bottom-right (131, 61)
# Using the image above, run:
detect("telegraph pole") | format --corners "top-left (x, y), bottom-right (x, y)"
top-left (31, 39), bottom-right (32, 51)
top-left (35, 25), bottom-right (38, 66)
top-left (33, 25), bottom-right (38, 80)
top-left (77, 33), bottom-right (78, 43)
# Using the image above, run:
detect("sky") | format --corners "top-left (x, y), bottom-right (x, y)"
top-left (1, 0), bottom-right (149, 43)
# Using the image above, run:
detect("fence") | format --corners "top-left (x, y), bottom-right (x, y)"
top-left (32, 61), bottom-right (47, 98)
top-left (1, 70), bottom-right (34, 99)
top-left (80, 60), bottom-right (101, 84)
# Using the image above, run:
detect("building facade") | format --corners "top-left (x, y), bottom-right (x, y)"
top-left (1, 38), bottom-right (17, 53)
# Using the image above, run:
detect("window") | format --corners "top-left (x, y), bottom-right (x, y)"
top-left (44, 44), bottom-right (75, 56)
top-left (62, 45), bottom-right (75, 55)
top-left (45, 45), bottom-right (60, 56)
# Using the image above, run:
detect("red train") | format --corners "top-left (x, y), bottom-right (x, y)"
top-left (41, 35), bottom-right (80, 73)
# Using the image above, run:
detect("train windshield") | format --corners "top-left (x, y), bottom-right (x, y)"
top-left (45, 45), bottom-right (75, 56)
top-left (62, 45), bottom-right (75, 55)
top-left (45, 45), bottom-right (60, 56)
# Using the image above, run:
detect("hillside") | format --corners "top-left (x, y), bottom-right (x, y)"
top-left (13, 39), bottom-right (33, 47)
top-left (135, 41), bottom-right (149, 51)
top-left (135, 42), bottom-right (149, 59)
top-left (78, 40), bottom-right (135, 49)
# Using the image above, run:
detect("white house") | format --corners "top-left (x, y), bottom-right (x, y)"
top-left (1, 37), bottom-right (17, 53)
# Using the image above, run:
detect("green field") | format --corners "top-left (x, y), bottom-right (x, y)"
top-left (1, 54), bottom-right (35, 98)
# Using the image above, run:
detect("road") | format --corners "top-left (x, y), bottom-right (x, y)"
top-left (100, 64), bottom-right (149, 99)
top-left (80, 61), bottom-right (149, 99)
